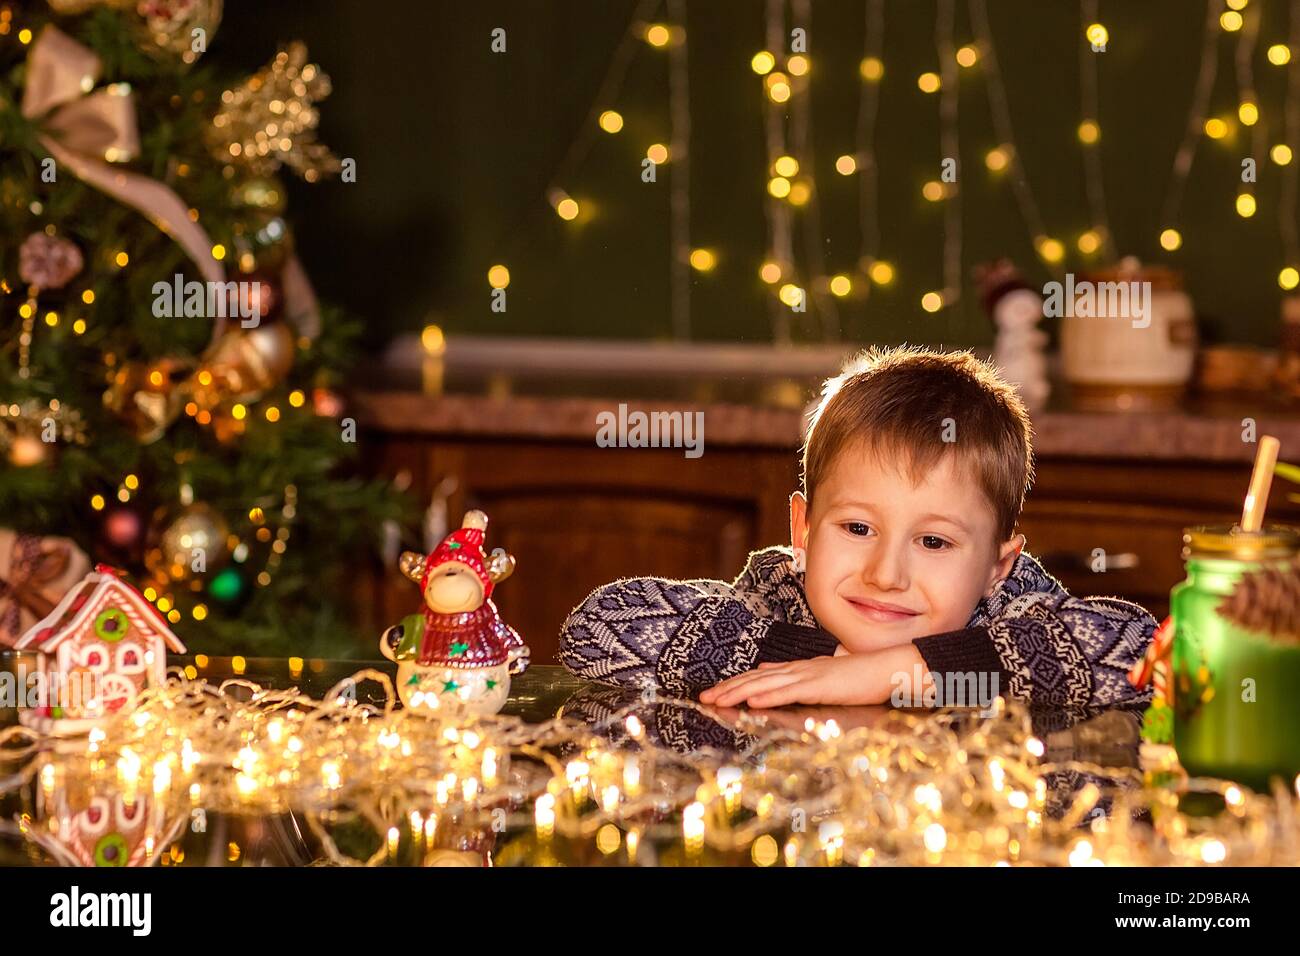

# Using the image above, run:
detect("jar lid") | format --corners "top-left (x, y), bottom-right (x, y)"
top-left (1183, 524), bottom-right (1300, 560)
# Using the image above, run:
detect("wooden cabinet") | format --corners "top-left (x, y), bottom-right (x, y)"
top-left (356, 430), bottom-right (797, 666)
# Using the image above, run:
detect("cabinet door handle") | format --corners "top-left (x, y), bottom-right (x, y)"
top-left (1038, 551), bottom-right (1140, 574)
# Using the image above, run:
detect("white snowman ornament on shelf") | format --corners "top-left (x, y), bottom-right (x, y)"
top-left (379, 510), bottom-right (529, 716)
top-left (976, 259), bottom-right (1051, 412)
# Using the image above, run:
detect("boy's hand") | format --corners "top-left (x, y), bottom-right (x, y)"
top-left (699, 644), bottom-right (926, 708)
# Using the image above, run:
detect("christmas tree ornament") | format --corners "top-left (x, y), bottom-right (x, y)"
top-left (0, 529), bottom-right (91, 647)
top-left (14, 564), bottom-right (187, 735)
top-left (192, 324), bottom-right (295, 410)
top-left (235, 214), bottom-right (293, 273)
top-left (18, 232), bottom-right (83, 290)
top-left (98, 504), bottom-right (147, 557)
top-left (231, 176), bottom-right (288, 215)
top-left (103, 359), bottom-right (188, 443)
top-left (132, 0), bottom-right (223, 63)
top-left (379, 510), bottom-right (529, 716)
top-left (209, 43), bottom-right (341, 181)
top-left (0, 399), bottom-right (87, 465)
top-left (144, 502), bottom-right (230, 583)
top-left (14, 232), bottom-right (85, 378)
top-left (206, 565), bottom-right (247, 606)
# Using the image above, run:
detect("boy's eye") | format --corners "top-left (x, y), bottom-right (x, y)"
top-left (843, 522), bottom-right (871, 537)
top-left (920, 535), bottom-right (951, 551)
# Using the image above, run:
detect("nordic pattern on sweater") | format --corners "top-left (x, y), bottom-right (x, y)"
top-left (558, 545), bottom-right (1156, 708)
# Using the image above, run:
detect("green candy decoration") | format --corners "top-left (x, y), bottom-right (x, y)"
top-left (94, 608), bottom-right (129, 643)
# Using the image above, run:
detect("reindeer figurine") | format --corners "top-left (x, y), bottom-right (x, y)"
top-left (380, 510), bottom-right (529, 715)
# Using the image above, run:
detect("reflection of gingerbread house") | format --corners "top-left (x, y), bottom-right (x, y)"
top-left (15, 565), bottom-right (185, 732)
top-left (28, 780), bottom-right (184, 867)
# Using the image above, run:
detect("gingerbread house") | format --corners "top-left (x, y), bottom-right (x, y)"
top-left (14, 564), bottom-right (185, 733)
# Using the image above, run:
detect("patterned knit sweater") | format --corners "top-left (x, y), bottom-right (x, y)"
top-left (558, 545), bottom-right (1156, 708)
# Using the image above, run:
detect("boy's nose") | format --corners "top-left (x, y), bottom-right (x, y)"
top-left (861, 543), bottom-right (909, 592)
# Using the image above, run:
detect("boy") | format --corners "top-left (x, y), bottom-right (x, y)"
top-left (558, 346), bottom-right (1156, 710)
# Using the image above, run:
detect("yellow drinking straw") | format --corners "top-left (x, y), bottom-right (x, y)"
top-left (1240, 435), bottom-right (1280, 532)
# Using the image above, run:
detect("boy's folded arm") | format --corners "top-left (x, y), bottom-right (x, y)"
top-left (911, 591), bottom-right (1157, 708)
top-left (558, 575), bottom-right (836, 697)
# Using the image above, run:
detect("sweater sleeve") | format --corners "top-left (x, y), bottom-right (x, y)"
top-left (558, 578), bottom-right (837, 698)
top-left (912, 592), bottom-right (1156, 708)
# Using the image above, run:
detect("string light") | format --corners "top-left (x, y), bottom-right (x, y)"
top-left (688, 248), bottom-right (716, 272)
top-left (1273, 144), bottom-right (1294, 165)
top-left (1077, 120), bottom-right (1100, 144)
top-left (921, 291), bottom-right (944, 312)
top-left (787, 54), bottom-right (810, 77)
top-left (644, 23), bottom-right (670, 48)
top-left (835, 154), bottom-right (857, 175)
top-left (1085, 23), bottom-right (1108, 48)
top-left (751, 51), bottom-right (775, 75)
top-left (759, 261), bottom-right (783, 283)
top-left (766, 73), bottom-right (791, 103)
top-left (917, 72), bottom-right (941, 93)
top-left (646, 143), bottom-right (669, 164)
top-left (985, 146), bottom-right (1010, 171)
top-left (955, 45), bottom-right (979, 68)
top-left (1221, 11), bottom-right (1244, 33)
top-left (1236, 192), bottom-right (1257, 217)
top-left (859, 57), bottom-right (883, 82)
top-left (1204, 117), bottom-right (1229, 139)
top-left (1269, 44), bottom-right (1292, 65)
top-left (768, 176), bottom-right (792, 198)
top-left (922, 180), bottom-right (946, 202)
top-left (598, 110), bottom-right (623, 133)
top-left (829, 274), bottom-right (852, 296)
top-left (1161, 228), bottom-right (1183, 251)
top-left (1077, 229), bottom-right (1102, 255)
top-left (1035, 237), bottom-right (1065, 264)
top-left (773, 155), bottom-right (800, 177)
top-left (868, 261), bottom-right (894, 285)
top-left (1281, 266), bottom-right (1300, 290)
top-left (1239, 102), bottom-right (1259, 126)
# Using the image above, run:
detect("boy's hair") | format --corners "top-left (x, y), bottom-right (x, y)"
top-left (801, 345), bottom-right (1034, 542)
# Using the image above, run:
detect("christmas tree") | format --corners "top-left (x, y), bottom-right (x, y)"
top-left (0, 2), bottom-right (404, 657)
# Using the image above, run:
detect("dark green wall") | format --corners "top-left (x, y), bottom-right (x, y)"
top-left (216, 1), bottom-right (1299, 349)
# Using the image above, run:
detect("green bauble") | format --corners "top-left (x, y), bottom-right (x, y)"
top-left (208, 566), bottom-right (247, 605)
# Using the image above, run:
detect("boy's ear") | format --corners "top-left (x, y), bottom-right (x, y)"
top-left (789, 491), bottom-right (810, 550)
top-left (985, 533), bottom-right (1024, 596)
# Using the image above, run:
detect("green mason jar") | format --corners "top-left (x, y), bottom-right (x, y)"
top-left (1171, 525), bottom-right (1300, 791)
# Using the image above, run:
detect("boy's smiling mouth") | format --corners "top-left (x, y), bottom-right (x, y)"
top-left (843, 595), bottom-right (922, 623)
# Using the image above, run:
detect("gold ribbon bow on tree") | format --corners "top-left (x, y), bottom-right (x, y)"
top-left (20, 24), bottom-right (224, 288)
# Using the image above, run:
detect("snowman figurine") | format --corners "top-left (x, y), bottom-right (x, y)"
top-left (975, 259), bottom-right (1051, 412)
top-left (380, 510), bottom-right (528, 716)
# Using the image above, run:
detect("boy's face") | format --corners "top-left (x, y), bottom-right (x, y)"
top-left (791, 443), bottom-right (1021, 652)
